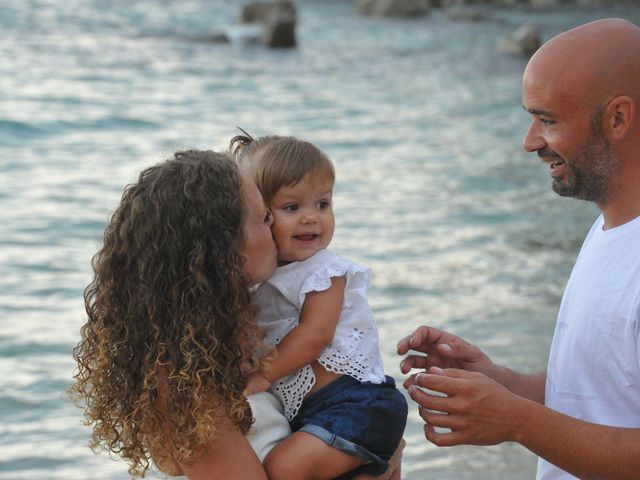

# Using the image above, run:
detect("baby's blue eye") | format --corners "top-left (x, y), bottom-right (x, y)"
top-left (283, 204), bottom-right (298, 212)
top-left (318, 200), bottom-right (331, 209)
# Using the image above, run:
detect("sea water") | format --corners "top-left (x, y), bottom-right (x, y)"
top-left (1, 1), bottom-right (639, 478)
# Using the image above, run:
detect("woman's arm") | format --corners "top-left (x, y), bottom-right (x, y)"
top-left (155, 366), bottom-right (268, 479)
top-left (176, 410), bottom-right (268, 480)
top-left (258, 276), bottom-right (346, 384)
top-left (154, 410), bottom-right (268, 479)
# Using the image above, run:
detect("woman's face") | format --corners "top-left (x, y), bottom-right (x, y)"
top-left (240, 174), bottom-right (278, 284)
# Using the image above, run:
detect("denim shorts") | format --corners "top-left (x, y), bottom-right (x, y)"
top-left (290, 375), bottom-right (408, 479)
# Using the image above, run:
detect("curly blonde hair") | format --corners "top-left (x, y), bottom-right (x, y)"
top-left (69, 150), bottom-right (262, 477)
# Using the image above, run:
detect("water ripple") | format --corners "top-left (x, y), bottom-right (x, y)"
top-left (2, 1), bottom-right (638, 479)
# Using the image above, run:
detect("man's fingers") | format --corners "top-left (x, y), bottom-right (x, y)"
top-left (408, 382), bottom-right (452, 413)
top-left (403, 373), bottom-right (418, 389)
top-left (407, 326), bottom-right (436, 350)
top-left (411, 326), bottom-right (458, 349)
top-left (399, 354), bottom-right (430, 374)
top-left (418, 407), bottom-right (467, 431)
top-left (398, 326), bottom-right (447, 354)
top-left (424, 423), bottom-right (466, 447)
top-left (401, 364), bottom-right (453, 389)
top-left (413, 369), bottom-right (475, 395)
top-left (396, 333), bottom-right (414, 355)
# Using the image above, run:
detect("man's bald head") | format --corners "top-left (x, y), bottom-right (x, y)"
top-left (524, 18), bottom-right (640, 109)
top-left (521, 19), bottom-right (640, 221)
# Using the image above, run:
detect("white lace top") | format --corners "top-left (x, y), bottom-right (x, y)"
top-left (253, 249), bottom-right (386, 420)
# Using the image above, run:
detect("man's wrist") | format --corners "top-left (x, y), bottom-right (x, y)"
top-left (492, 365), bottom-right (511, 388)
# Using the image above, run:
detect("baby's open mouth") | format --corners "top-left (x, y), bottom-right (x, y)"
top-left (295, 234), bottom-right (317, 241)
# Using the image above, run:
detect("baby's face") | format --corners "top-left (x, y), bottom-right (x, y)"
top-left (269, 174), bottom-right (335, 264)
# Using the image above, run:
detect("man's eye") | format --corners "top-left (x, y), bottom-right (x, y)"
top-left (263, 210), bottom-right (272, 223)
top-left (540, 118), bottom-right (555, 126)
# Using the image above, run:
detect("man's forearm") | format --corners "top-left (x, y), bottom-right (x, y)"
top-left (515, 398), bottom-right (640, 479)
top-left (495, 368), bottom-right (546, 403)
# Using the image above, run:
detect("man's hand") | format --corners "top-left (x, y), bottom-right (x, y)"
top-left (408, 368), bottom-right (527, 447)
top-left (397, 325), bottom-right (498, 389)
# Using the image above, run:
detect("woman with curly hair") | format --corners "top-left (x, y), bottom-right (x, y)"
top-left (70, 149), bottom-right (282, 478)
top-left (70, 148), bottom-right (403, 479)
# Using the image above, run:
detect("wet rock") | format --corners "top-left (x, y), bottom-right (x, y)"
top-left (445, 6), bottom-right (494, 21)
top-left (528, 0), bottom-right (564, 7)
top-left (239, 0), bottom-right (297, 48)
top-left (190, 32), bottom-right (231, 43)
top-left (240, 2), bottom-right (275, 23)
top-left (498, 23), bottom-right (542, 57)
top-left (440, 0), bottom-right (490, 6)
top-left (354, 0), bottom-right (431, 18)
top-left (441, 0), bottom-right (522, 6)
top-left (491, 0), bottom-right (521, 6)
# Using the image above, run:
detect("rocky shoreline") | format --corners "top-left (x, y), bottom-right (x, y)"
top-left (355, 0), bottom-right (636, 18)
top-left (206, 0), bottom-right (636, 54)
top-left (356, 0), bottom-right (637, 13)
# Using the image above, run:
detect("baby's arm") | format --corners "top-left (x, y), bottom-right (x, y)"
top-left (244, 372), bottom-right (273, 396)
top-left (262, 275), bottom-right (345, 384)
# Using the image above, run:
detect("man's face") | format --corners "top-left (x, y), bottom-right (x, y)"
top-left (522, 68), bottom-right (617, 204)
top-left (547, 119), bottom-right (616, 202)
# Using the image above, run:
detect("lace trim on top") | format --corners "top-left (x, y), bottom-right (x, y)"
top-left (256, 249), bottom-right (386, 420)
top-left (272, 364), bottom-right (315, 421)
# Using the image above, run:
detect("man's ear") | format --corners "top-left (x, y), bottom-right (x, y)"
top-left (604, 96), bottom-right (636, 140)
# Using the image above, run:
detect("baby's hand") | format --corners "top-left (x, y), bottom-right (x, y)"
top-left (243, 372), bottom-right (271, 397)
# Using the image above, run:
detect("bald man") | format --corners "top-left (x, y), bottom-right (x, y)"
top-left (397, 18), bottom-right (640, 480)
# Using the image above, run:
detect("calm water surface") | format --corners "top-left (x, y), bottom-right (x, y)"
top-left (1, 1), bottom-right (639, 478)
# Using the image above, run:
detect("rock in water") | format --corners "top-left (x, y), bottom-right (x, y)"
top-left (264, 0), bottom-right (296, 48)
top-left (355, 0), bottom-right (431, 18)
top-left (240, 0), bottom-right (297, 48)
top-left (498, 23), bottom-right (542, 57)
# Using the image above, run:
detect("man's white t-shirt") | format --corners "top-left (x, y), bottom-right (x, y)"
top-left (537, 214), bottom-right (640, 479)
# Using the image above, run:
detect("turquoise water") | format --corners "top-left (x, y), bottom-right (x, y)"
top-left (2, 1), bottom-right (639, 478)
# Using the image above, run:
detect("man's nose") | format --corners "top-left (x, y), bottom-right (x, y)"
top-left (522, 120), bottom-right (546, 153)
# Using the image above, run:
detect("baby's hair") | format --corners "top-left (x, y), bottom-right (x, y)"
top-left (230, 130), bottom-right (335, 206)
